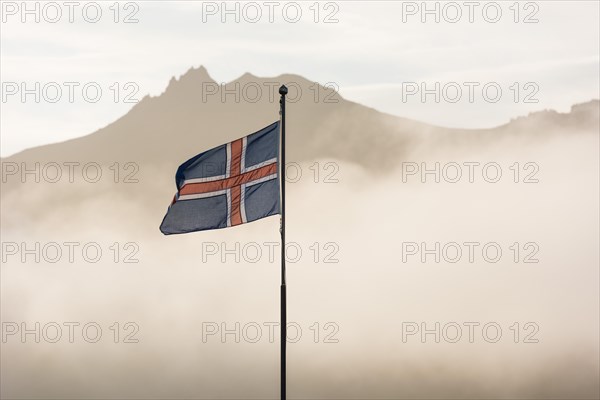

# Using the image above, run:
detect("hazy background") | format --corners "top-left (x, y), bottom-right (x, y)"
top-left (1, 0), bottom-right (599, 155)
top-left (1, 1), bottom-right (599, 399)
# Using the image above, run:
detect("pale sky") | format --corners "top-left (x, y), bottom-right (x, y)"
top-left (1, 0), bottom-right (599, 156)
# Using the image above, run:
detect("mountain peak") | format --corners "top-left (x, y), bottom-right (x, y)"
top-left (501, 99), bottom-right (599, 133)
top-left (184, 65), bottom-right (213, 81)
top-left (164, 65), bottom-right (215, 92)
top-left (235, 71), bottom-right (258, 81)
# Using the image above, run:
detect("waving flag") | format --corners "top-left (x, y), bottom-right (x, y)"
top-left (160, 121), bottom-right (280, 235)
top-left (159, 85), bottom-right (289, 400)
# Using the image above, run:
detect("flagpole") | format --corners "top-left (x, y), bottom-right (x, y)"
top-left (279, 84), bottom-right (288, 400)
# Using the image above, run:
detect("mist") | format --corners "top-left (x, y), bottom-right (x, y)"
top-left (2, 120), bottom-right (598, 399)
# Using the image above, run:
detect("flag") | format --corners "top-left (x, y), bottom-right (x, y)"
top-left (160, 121), bottom-right (280, 235)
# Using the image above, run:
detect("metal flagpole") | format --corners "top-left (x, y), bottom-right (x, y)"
top-left (278, 84), bottom-right (288, 400)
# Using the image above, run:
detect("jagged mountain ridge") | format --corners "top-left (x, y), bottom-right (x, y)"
top-left (2, 65), bottom-right (597, 170)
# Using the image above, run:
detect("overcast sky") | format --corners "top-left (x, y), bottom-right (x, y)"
top-left (1, 0), bottom-right (599, 156)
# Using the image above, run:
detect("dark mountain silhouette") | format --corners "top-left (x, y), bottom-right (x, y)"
top-left (3, 65), bottom-right (596, 170)
top-left (1, 66), bottom-right (598, 230)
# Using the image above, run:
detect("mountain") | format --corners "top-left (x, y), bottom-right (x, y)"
top-left (2, 67), bottom-right (599, 399)
top-left (1, 66), bottom-right (598, 230)
top-left (3, 65), bottom-right (597, 169)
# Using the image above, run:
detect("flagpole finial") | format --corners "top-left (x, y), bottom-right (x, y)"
top-left (279, 85), bottom-right (288, 96)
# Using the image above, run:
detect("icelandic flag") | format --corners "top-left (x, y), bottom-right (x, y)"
top-left (160, 121), bottom-right (280, 235)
